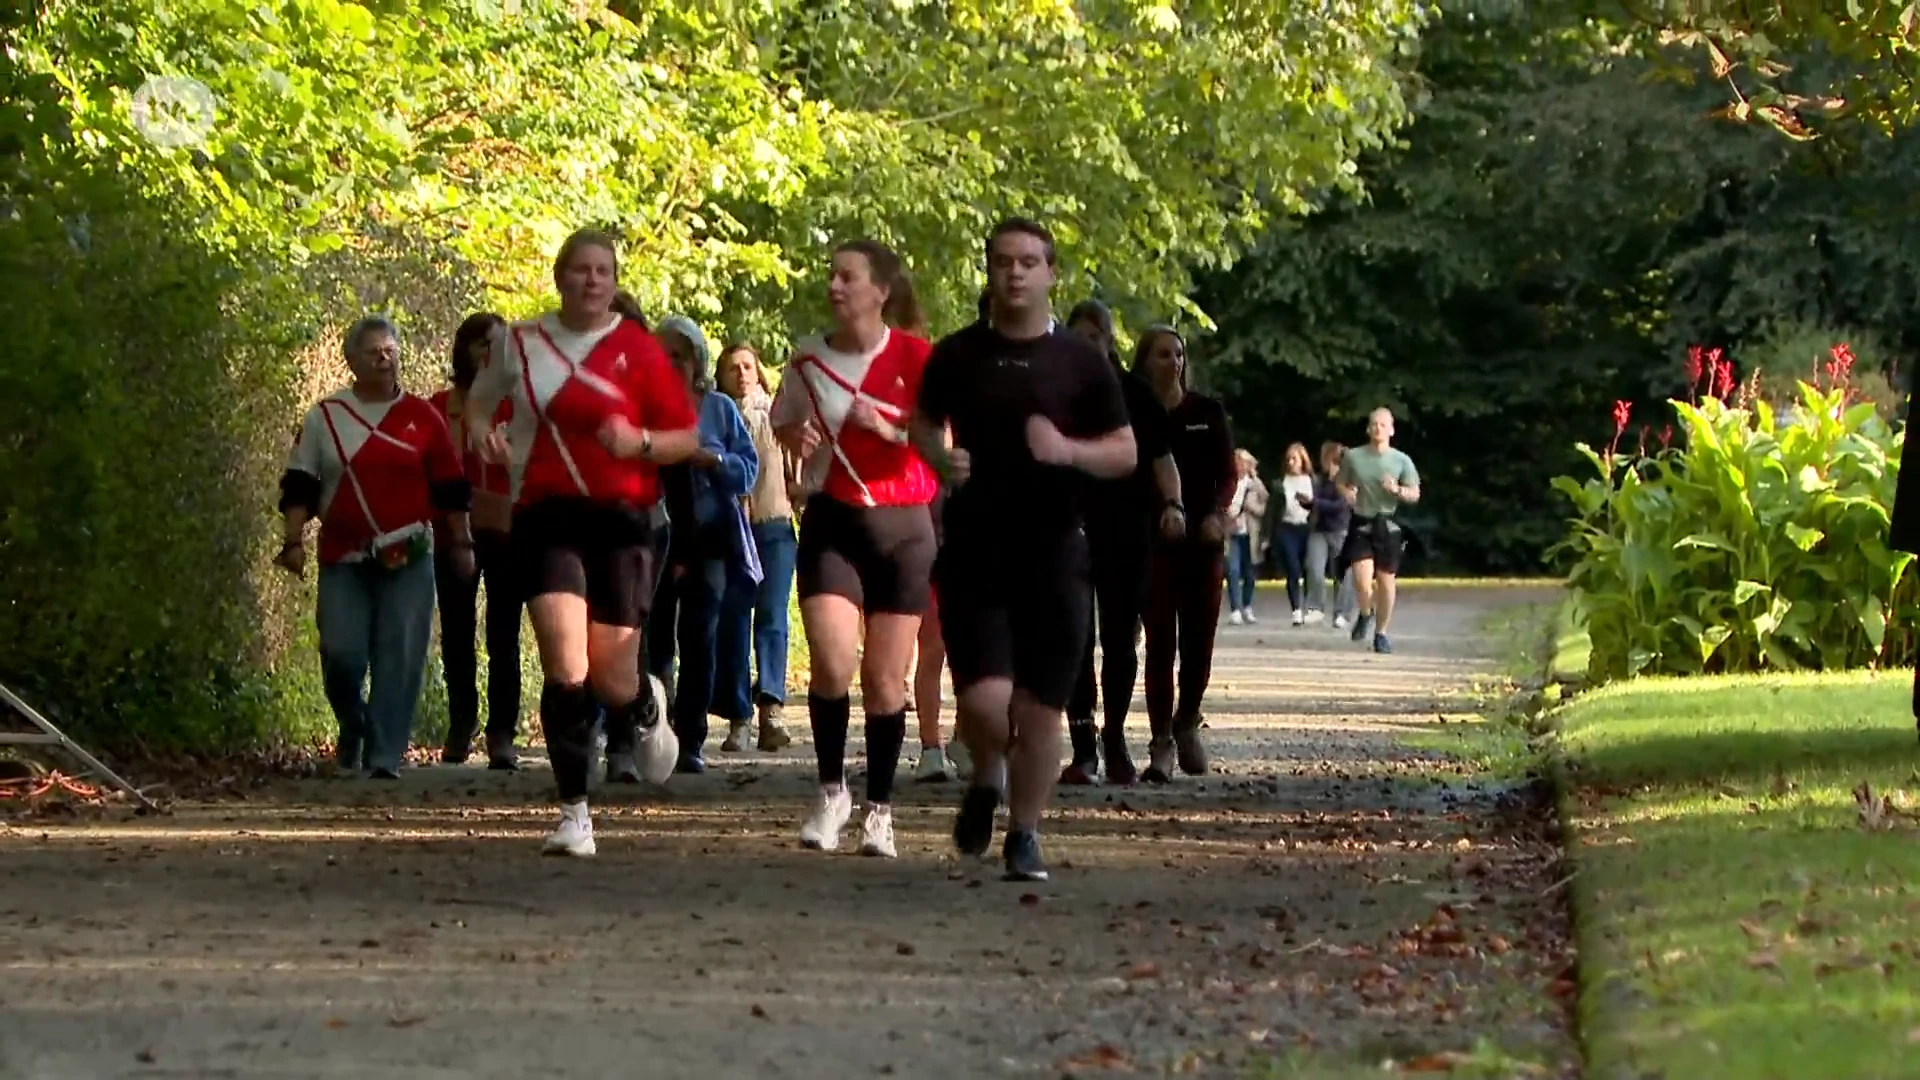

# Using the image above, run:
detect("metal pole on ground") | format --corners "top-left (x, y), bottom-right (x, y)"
top-left (0, 681), bottom-right (161, 813)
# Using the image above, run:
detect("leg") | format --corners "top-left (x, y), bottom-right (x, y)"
top-left (477, 529), bottom-right (524, 763)
top-left (752, 519), bottom-right (798, 748)
top-left (669, 556), bottom-right (727, 768)
top-left (1097, 537), bottom-right (1149, 784)
top-left (937, 548), bottom-right (1016, 856)
top-left (315, 564), bottom-right (375, 771)
top-left (1304, 530), bottom-right (1330, 614)
top-left (646, 563), bottom-right (681, 705)
top-left (1060, 588), bottom-right (1100, 783)
top-left (1222, 537), bottom-right (1245, 621)
top-left (999, 541), bottom-right (1092, 880)
top-left (435, 547), bottom-right (481, 761)
top-left (1280, 525), bottom-right (1308, 616)
top-left (1141, 545), bottom-right (1180, 744)
top-left (714, 558), bottom-right (757, 749)
top-left (858, 611), bottom-right (919, 840)
top-left (1174, 541), bottom-right (1226, 728)
top-left (915, 599), bottom-right (947, 749)
top-left (1371, 520), bottom-right (1405, 647)
top-left (365, 556), bottom-right (439, 774)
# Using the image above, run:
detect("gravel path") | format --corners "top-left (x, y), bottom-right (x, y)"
top-left (0, 584), bottom-right (1574, 1079)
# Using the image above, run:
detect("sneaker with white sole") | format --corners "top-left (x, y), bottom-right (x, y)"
top-left (859, 803), bottom-right (897, 858)
top-left (542, 803), bottom-right (596, 858)
top-left (1303, 610), bottom-right (1325, 625)
top-left (1331, 613), bottom-right (1350, 631)
top-left (1143, 737), bottom-right (1177, 784)
top-left (1290, 609), bottom-right (1305, 626)
top-left (915, 746), bottom-right (952, 783)
top-left (1244, 608), bottom-right (1259, 624)
top-left (1226, 609), bottom-right (1244, 626)
top-left (799, 784), bottom-right (853, 851)
top-left (636, 675), bottom-right (679, 785)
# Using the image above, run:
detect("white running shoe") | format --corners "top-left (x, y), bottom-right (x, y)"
top-left (859, 803), bottom-right (898, 858)
top-left (636, 675), bottom-right (678, 784)
top-left (1227, 609), bottom-right (1245, 626)
top-left (799, 784), bottom-right (853, 851)
top-left (1304, 610), bottom-right (1326, 625)
top-left (1244, 608), bottom-right (1259, 624)
top-left (915, 746), bottom-right (952, 783)
top-left (1290, 609), bottom-right (1304, 626)
top-left (542, 803), bottom-right (596, 858)
top-left (1331, 614), bottom-right (1350, 631)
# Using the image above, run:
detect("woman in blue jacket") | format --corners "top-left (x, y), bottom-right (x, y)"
top-left (644, 315), bottom-right (760, 774)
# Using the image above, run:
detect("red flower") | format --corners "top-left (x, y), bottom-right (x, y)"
top-left (1825, 342), bottom-right (1856, 386)
top-left (1713, 357), bottom-right (1735, 399)
top-left (1685, 345), bottom-right (1704, 386)
top-left (1612, 399), bottom-right (1632, 433)
top-left (1658, 425), bottom-right (1674, 449)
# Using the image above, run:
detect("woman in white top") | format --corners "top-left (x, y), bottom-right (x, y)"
top-left (1272, 443), bottom-right (1316, 625)
top-left (1224, 449), bottom-right (1269, 625)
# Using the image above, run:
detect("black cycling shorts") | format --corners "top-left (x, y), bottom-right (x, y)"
top-left (511, 497), bottom-right (658, 628)
top-left (1341, 514), bottom-right (1404, 575)
top-left (934, 528), bottom-right (1093, 711)
top-left (796, 496), bottom-right (937, 616)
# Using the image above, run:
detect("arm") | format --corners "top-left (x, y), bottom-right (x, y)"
top-left (769, 361), bottom-right (817, 451)
top-left (619, 336), bottom-right (701, 464)
top-left (464, 323), bottom-right (512, 450)
top-left (1312, 477), bottom-right (1347, 517)
top-left (709, 398), bottom-right (760, 497)
top-left (1209, 409), bottom-right (1237, 514)
top-left (1153, 454), bottom-right (1181, 505)
top-left (1066, 426), bottom-right (1137, 479)
top-left (1395, 458), bottom-right (1422, 505)
top-left (275, 409), bottom-right (324, 572)
top-left (422, 405), bottom-right (474, 546)
top-left (1228, 477), bottom-right (1248, 519)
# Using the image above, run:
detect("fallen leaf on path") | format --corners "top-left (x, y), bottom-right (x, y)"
top-left (1123, 960), bottom-right (1160, 980)
top-left (750, 1004), bottom-right (768, 1019)
top-left (895, 942), bottom-right (915, 956)
top-left (323, 1018), bottom-right (349, 1030)
top-left (1019, 892), bottom-right (1041, 907)
top-left (1745, 950), bottom-right (1782, 973)
top-left (387, 1016), bottom-right (425, 1028)
top-left (1737, 919), bottom-right (1772, 942)
top-left (1057, 1044), bottom-right (1133, 1072)
top-left (1400, 1051), bottom-right (1471, 1071)
top-left (134, 1049), bottom-right (156, 1064)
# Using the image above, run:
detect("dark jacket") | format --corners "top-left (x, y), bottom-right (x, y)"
top-left (1310, 474), bottom-right (1351, 535)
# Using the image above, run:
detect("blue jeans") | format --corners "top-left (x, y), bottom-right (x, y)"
top-left (316, 556), bottom-right (437, 773)
top-left (717, 518), bottom-right (796, 719)
top-left (648, 554), bottom-right (727, 755)
top-left (1224, 534), bottom-right (1257, 612)
top-left (1273, 522), bottom-right (1310, 612)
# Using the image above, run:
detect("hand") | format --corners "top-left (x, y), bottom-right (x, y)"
top-left (1199, 513), bottom-right (1226, 544)
top-left (1159, 504), bottom-right (1187, 541)
top-left (273, 541), bottom-right (306, 578)
top-left (1025, 415), bottom-right (1074, 466)
top-left (478, 425), bottom-right (511, 465)
top-left (847, 398), bottom-right (885, 435)
top-left (1295, 492), bottom-right (1313, 509)
top-left (689, 447), bottom-right (721, 470)
top-left (449, 543), bottom-right (477, 581)
top-left (1380, 476), bottom-right (1401, 497)
top-left (938, 446), bottom-right (972, 486)
top-left (778, 420), bottom-right (822, 457)
top-left (597, 416), bottom-right (645, 459)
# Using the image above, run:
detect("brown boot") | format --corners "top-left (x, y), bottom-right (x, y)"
top-left (757, 702), bottom-right (793, 752)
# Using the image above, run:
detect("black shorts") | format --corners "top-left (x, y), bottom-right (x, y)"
top-left (511, 497), bottom-right (658, 628)
top-left (934, 528), bottom-right (1092, 711)
top-left (1342, 514), bottom-right (1404, 575)
top-left (796, 497), bottom-right (936, 615)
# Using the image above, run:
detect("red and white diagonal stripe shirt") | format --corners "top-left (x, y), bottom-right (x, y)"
top-left (465, 313), bottom-right (696, 508)
top-left (287, 390), bottom-right (464, 566)
top-left (770, 328), bottom-right (937, 508)
top-left (429, 388), bottom-right (513, 498)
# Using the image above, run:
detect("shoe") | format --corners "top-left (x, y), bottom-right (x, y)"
top-left (859, 803), bottom-right (898, 858)
top-left (721, 720), bottom-right (751, 753)
top-left (1226, 609), bottom-right (1244, 626)
top-left (675, 753), bottom-right (706, 774)
top-left (1331, 613), bottom-right (1350, 631)
top-left (953, 784), bottom-right (1000, 857)
top-left (636, 677), bottom-right (680, 785)
top-left (605, 750), bottom-right (640, 784)
top-left (915, 747), bottom-right (953, 783)
top-left (486, 756), bottom-right (519, 772)
top-left (1002, 830), bottom-right (1049, 882)
top-left (757, 704), bottom-right (793, 752)
top-left (542, 803), bottom-right (596, 857)
top-left (946, 738), bottom-right (973, 779)
top-left (368, 766), bottom-right (401, 781)
top-left (485, 734), bottom-right (518, 770)
top-left (1173, 716), bottom-right (1209, 776)
top-left (1058, 759), bottom-right (1098, 786)
top-left (1303, 610), bottom-right (1325, 625)
top-left (335, 734), bottom-right (364, 773)
top-left (800, 784), bottom-right (853, 851)
top-left (1350, 612), bottom-right (1375, 643)
top-left (1102, 729), bottom-right (1138, 787)
top-left (1143, 737), bottom-right (1176, 784)
top-left (1244, 608), bottom-right (1259, 624)
top-left (1373, 633), bottom-right (1393, 654)
top-left (1290, 609), bottom-right (1305, 627)
top-left (441, 747), bottom-right (470, 766)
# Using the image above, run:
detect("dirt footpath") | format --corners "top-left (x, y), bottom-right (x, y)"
top-left (0, 585), bottom-right (1574, 1079)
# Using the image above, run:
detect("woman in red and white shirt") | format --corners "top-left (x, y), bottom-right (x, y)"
top-left (772, 240), bottom-right (938, 859)
top-left (276, 315), bottom-right (474, 780)
top-left (465, 228), bottom-right (700, 858)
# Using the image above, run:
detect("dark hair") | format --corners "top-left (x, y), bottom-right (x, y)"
top-left (1319, 441), bottom-right (1346, 473)
top-left (611, 290), bottom-right (647, 327)
top-left (986, 216), bottom-right (1056, 266)
top-left (1130, 325), bottom-right (1186, 388)
top-left (834, 239), bottom-right (924, 332)
top-left (554, 228), bottom-right (619, 283)
top-left (1065, 299), bottom-right (1120, 366)
top-left (450, 311), bottom-right (504, 385)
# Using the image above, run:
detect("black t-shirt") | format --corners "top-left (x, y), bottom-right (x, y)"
top-left (918, 323), bottom-right (1130, 543)
top-left (1082, 368), bottom-right (1170, 525)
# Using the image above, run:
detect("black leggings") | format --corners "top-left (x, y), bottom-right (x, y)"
top-left (1068, 530), bottom-right (1151, 732)
top-left (434, 528), bottom-right (522, 758)
top-left (1143, 538), bottom-right (1225, 739)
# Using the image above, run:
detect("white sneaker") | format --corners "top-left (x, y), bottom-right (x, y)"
top-left (799, 784), bottom-right (853, 851)
top-left (542, 803), bottom-right (596, 858)
top-left (1331, 614), bottom-right (1350, 631)
top-left (859, 803), bottom-right (898, 858)
top-left (1290, 609), bottom-right (1305, 626)
top-left (1227, 609), bottom-right (1244, 626)
top-left (636, 675), bottom-right (678, 784)
top-left (946, 738), bottom-right (973, 779)
top-left (1304, 610), bottom-right (1325, 625)
top-left (1244, 608), bottom-right (1259, 624)
top-left (915, 747), bottom-right (952, 783)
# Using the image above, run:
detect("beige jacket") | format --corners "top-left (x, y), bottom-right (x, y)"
top-left (736, 387), bottom-right (797, 523)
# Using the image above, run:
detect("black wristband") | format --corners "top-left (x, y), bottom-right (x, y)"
top-left (1166, 500), bottom-right (1185, 513)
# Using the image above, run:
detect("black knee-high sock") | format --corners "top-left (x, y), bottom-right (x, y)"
top-left (809, 691), bottom-right (850, 787)
top-left (540, 681), bottom-right (598, 802)
top-left (603, 692), bottom-right (645, 755)
top-left (864, 709), bottom-right (907, 805)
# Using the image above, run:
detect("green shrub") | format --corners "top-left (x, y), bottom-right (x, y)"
top-left (1550, 356), bottom-right (1914, 681)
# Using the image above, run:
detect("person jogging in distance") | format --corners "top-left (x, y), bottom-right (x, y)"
top-left (1339, 407), bottom-right (1421, 654)
top-left (911, 217), bottom-right (1138, 882)
top-left (1059, 298), bottom-right (1182, 788)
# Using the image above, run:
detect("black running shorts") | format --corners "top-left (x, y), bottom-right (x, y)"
top-left (511, 497), bottom-right (658, 628)
top-left (1341, 514), bottom-right (1404, 576)
top-left (934, 528), bottom-right (1093, 711)
top-left (796, 496), bottom-right (937, 615)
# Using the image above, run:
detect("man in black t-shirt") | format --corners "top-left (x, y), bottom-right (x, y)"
top-left (910, 217), bottom-right (1138, 882)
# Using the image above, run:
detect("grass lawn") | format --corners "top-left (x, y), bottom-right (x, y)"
top-left (1559, 670), bottom-right (1920, 1079)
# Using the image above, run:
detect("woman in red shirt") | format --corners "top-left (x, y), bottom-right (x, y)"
top-left (276, 316), bottom-right (475, 780)
top-left (772, 240), bottom-right (938, 859)
top-left (429, 311), bottom-right (524, 770)
top-left (465, 229), bottom-right (701, 858)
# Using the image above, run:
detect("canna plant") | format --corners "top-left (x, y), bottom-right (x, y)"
top-left (1550, 345), bottom-right (1915, 682)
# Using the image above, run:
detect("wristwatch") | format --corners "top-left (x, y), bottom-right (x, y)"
top-left (1165, 499), bottom-right (1185, 514)
top-left (639, 428), bottom-right (654, 458)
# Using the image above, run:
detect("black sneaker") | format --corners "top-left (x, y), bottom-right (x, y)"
top-left (1350, 612), bottom-right (1375, 643)
top-left (953, 784), bottom-right (1000, 857)
top-left (487, 756), bottom-right (520, 772)
top-left (1372, 633), bottom-right (1393, 654)
top-left (1002, 830), bottom-right (1049, 882)
top-left (368, 766), bottom-right (400, 781)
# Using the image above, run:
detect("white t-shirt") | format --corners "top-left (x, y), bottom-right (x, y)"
top-left (1280, 474), bottom-right (1314, 525)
